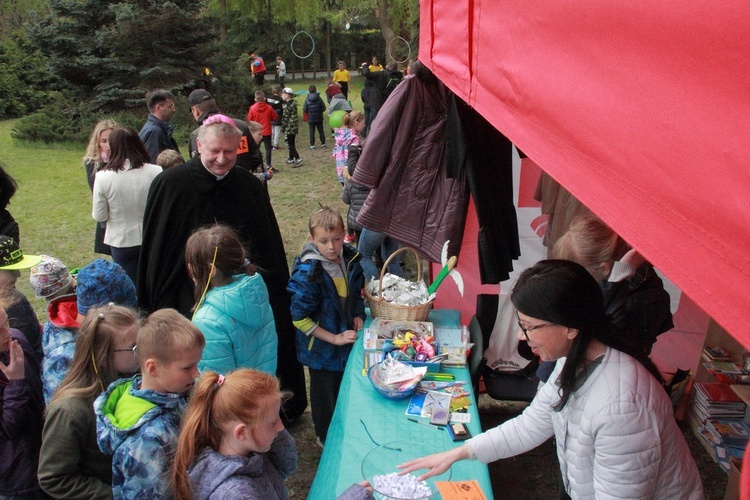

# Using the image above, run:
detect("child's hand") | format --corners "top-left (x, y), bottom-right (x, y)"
top-left (337, 329), bottom-right (358, 345)
top-left (0, 340), bottom-right (24, 380)
top-left (352, 317), bottom-right (364, 332)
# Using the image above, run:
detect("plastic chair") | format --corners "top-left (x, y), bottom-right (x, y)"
top-left (473, 294), bottom-right (540, 403)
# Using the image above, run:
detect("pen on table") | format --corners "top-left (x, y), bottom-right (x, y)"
top-left (407, 418), bottom-right (444, 430)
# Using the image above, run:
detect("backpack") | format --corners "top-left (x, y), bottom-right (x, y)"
top-left (384, 72), bottom-right (403, 97)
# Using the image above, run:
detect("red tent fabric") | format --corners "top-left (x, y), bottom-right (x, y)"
top-left (419, 0), bottom-right (750, 345)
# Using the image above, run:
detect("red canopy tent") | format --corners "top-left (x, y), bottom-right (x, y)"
top-left (419, 0), bottom-right (750, 346)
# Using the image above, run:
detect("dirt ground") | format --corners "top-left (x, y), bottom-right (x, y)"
top-left (287, 389), bottom-right (729, 499)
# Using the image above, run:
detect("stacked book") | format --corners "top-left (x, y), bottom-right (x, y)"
top-left (691, 382), bottom-right (746, 423)
top-left (702, 345), bottom-right (732, 363)
top-left (691, 382), bottom-right (749, 471)
top-left (705, 419), bottom-right (750, 449)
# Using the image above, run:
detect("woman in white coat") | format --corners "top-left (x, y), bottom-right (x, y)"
top-left (400, 260), bottom-right (703, 499)
top-left (92, 127), bottom-right (161, 284)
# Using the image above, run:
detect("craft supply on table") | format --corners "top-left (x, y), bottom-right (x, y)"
top-left (368, 357), bottom-right (427, 400)
top-left (407, 417), bottom-right (444, 430)
top-left (362, 442), bottom-right (452, 499)
top-left (372, 473), bottom-right (432, 499)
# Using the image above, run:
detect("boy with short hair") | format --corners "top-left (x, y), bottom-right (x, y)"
top-left (287, 207), bottom-right (365, 446)
top-left (267, 85), bottom-right (284, 150)
top-left (95, 309), bottom-right (205, 498)
top-left (303, 85), bottom-right (326, 149)
top-left (247, 121), bottom-right (274, 181)
top-left (281, 88), bottom-right (302, 167)
top-left (155, 149), bottom-right (185, 170)
top-left (246, 90), bottom-right (278, 170)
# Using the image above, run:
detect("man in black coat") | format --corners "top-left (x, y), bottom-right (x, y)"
top-left (137, 118), bottom-right (307, 420)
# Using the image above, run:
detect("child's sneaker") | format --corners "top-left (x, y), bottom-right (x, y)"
top-left (286, 158), bottom-right (294, 164)
top-left (320, 143), bottom-right (327, 149)
top-left (292, 158), bottom-right (303, 168)
top-left (309, 145), bottom-right (315, 150)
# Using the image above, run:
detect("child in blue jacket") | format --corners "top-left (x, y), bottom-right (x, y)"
top-left (287, 207), bottom-right (365, 446)
top-left (95, 309), bottom-right (205, 499)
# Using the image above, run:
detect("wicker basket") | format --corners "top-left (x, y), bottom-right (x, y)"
top-left (364, 246), bottom-right (434, 321)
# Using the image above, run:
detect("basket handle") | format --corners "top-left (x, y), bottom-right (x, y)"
top-left (377, 246), bottom-right (423, 299)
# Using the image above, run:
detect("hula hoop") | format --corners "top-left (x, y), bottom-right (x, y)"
top-left (348, 85), bottom-right (360, 102)
top-left (291, 31), bottom-right (315, 59)
top-left (388, 36), bottom-right (411, 64)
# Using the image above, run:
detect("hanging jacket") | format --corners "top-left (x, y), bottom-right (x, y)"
top-left (95, 376), bottom-right (186, 499)
top-left (41, 294), bottom-right (79, 404)
top-left (193, 273), bottom-right (278, 375)
top-left (353, 62), bottom-right (469, 263)
top-left (287, 242), bottom-right (365, 371)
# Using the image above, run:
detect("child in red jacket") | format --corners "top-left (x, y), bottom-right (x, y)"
top-left (246, 90), bottom-right (278, 169)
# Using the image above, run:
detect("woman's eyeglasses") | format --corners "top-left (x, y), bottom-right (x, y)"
top-left (516, 313), bottom-right (556, 342)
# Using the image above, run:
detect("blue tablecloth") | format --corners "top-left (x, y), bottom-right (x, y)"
top-left (308, 309), bottom-right (494, 499)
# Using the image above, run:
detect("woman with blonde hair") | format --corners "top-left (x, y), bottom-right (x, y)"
top-left (551, 215), bottom-right (673, 356)
top-left (84, 119), bottom-right (118, 255)
top-left (38, 304), bottom-right (140, 499)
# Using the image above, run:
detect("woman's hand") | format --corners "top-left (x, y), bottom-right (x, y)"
top-left (397, 445), bottom-right (471, 481)
top-left (0, 340), bottom-right (24, 380)
top-left (620, 248), bottom-right (645, 269)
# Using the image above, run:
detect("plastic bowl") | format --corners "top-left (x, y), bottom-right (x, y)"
top-left (368, 363), bottom-right (420, 400)
top-left (361, 441), bottom-right (452, 499)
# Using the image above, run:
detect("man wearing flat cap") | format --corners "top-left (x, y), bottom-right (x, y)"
top-left (186, 89), bottom-right (263, 173)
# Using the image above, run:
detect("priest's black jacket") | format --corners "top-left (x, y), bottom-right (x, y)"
top-left (137, 155), bottom-right (307, 418)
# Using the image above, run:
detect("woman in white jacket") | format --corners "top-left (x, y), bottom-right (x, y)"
top-left (400, 260), bottom-right (703, 499)
top-left (92, 127), bottom-right (161, 285)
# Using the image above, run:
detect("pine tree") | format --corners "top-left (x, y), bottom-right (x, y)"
top-left (30, 0), bottom-right (215, 110)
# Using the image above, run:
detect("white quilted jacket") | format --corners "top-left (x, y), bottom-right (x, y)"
top-left (468, 348), bottom-right (704, 499)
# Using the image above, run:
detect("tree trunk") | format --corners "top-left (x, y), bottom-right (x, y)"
top-left (218, 0), bottom-right (227, 41)
top-left (376, 0), bottom-right (397, 63)
top-left (326, 19), bottom-right (332, 77)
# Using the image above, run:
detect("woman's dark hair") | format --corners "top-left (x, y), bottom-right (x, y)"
top-left (0, 164), bottom-right (18, 209)
top-left (104, 126), bottom-right (151, 172)
top-left (511, 260), bottom-right (662, 410)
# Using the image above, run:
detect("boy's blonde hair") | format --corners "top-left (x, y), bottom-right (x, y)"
top-left (247, 121), bottom-right (263, 133)
top-left (137, 309), bottom-right (205, 367)
top-left (254, 90), bottom-right (266, 102)
top-left (156, 149), bottom-right (185, 170)
top-left (308, 206), bottom-right (345, 236)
